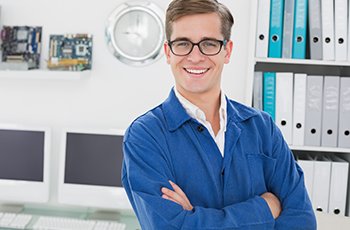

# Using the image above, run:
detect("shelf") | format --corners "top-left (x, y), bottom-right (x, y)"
top-left (255, 58), bottom-right (350, 76)
top-left (255, 57), bottom-right (350, 66)
top-left (0, 70), bottom-right (91, 80)
top-left (290, 145), bottom-right (350, 154)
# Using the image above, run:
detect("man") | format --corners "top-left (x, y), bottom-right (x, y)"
top-left (122, 0), bottom-right (316, 229)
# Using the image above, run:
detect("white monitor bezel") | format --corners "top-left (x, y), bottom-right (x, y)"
top-left (0, 124), bottom-right (51, 204)
top-left (58, 127), bottom-right (132, 210)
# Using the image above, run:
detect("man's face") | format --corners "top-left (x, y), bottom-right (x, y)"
top-left (164, 13), bottom-right (233, 99)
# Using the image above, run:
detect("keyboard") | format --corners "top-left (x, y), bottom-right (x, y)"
top-left (0, 212), bottom-right (33, 229)
top-left (32, 216), bottom-right (126, 230)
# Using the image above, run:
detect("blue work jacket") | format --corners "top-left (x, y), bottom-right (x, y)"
top-left (122, 89), bottom-right (316, 229)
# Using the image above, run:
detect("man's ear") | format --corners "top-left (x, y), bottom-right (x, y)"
top-left (164, 42), bottom-right (171, 64)
top-left (224, 40), bottom-right (233, 64)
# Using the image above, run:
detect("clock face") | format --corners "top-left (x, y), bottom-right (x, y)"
top-left (114, 10), bottom-right (162, 59)
top-left (106, 1), bottom-right (165, 66)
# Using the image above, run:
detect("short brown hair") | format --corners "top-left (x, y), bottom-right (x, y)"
top-left (165, 0), bottom-right (234, 41)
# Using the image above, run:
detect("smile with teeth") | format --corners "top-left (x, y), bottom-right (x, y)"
top-left (184, 68), bottom-right (209, 75)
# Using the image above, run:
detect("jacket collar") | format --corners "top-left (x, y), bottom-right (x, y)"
top-left (162, 88), bottom-right (258, 132)
top-left (226, 97), bottom-right (259, 124)
top-left (162, 88), bottom-right (192, 132)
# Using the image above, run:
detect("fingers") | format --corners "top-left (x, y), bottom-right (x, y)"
top-left (161, 187), bottom-right (183, 204)
top-left (162, 193), bottom-right (179, 205)
top-left (169, 180), bottom-right (192, 207)
top-left (261, 192), bottom-right (282, 219)
top-left (161, 181), bottom-right (193, 211)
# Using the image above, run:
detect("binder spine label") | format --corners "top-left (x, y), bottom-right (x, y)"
top-left (292, 0), bottom-right (308, 59)
top-left (263, 72), bottom-right (276, 121)
top-left (269, 0), bottom-right (285, 58)
top-left (308, 0), bottom-right (322, 59)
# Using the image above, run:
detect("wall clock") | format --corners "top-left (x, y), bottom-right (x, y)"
top-left (106, 1), bottom-right (165, 66)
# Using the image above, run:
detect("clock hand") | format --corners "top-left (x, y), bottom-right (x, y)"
top-left (136, 14), bottom-right (140, 30)
top-left (123, 31), bottom-right (142, 38)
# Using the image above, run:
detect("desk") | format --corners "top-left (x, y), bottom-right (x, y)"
top-left (118, 214), bottom-right (140, 230)
top-left (1, 208), bottom-right (350, 229)
top-left (116, 212), bottom-right (350, 229)
top-left (0, 205), bottom-right (141, 230)
top-left (125, 212), bottom-right (350, 229)
top-left (316, 212), bottom-right (350, 229)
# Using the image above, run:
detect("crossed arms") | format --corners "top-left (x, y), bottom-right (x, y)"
top-left (162, 180), bottom-right (282, 219)
top-left (122, 115), bottom-right (316, 229)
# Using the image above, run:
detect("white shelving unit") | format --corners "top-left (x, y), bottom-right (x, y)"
top-left (0, 70), bottom-right (91, 80)
top-left (255, 57), bottom-right (350, 66)
top-left (247, 0), bottom-right (350, 155)
top-left (290, 145), bottom-right (350, 154)
top-left (255, 58), bottom-right (350, 76)
top-left (245, 0), bottom-right (350, 223)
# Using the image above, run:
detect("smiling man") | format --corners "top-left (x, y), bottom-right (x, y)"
top-left (122, 0), bottom-right (316, 229)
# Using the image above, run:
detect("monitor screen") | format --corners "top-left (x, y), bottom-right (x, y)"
top-left (58, 128), bottom-right (131, 210)
top-left (0, 125), bottom-right (50, 204)
top-left (64, 132), bottom-right (123, 187)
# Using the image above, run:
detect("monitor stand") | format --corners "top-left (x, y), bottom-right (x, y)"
top-left (87, 210), bottom-right (121, 221)
top-left (0, 204), bottom-right (24, 213)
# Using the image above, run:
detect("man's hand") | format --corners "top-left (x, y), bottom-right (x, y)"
top-left (161, 181), bottom-right (281, 218)
top-left (261, 192), bottom-right (282, 219)
top-left (161, 180), bottom-right (193, 211)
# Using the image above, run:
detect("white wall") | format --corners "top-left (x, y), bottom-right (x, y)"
top-left (0, 0), bottom-right (253, 207)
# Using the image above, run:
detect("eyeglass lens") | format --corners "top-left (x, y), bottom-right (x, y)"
top-left (170, 39), bottom-right (223, 56)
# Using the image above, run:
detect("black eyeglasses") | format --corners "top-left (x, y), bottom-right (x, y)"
top-left (167, 39), bottom-right (227, 56)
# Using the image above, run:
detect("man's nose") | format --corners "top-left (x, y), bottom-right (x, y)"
top-left (187, 45), bottom-right (205, 62)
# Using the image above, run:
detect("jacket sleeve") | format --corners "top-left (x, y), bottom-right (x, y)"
top-left (266, 117), bottom-right (317, 230)
top-left (122, 124), bottom-right (275, 230)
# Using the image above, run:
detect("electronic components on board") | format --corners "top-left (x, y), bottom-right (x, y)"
top-left (47, 34), bottom-right (93, 71)
top-left (0, 6), bottom-right (94, 72)
top-left (0, 26), bottom-right (42, 70)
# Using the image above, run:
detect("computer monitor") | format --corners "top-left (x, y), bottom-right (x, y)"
top-left (58, 128), bottom-right (132, 210)
top-left (0, 125), bottom-right (51, 204)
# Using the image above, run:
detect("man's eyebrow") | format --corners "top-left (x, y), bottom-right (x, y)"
top-left (170, 37), bottom-right (191, 41)
top-left (201, 36), bottom-right (221, 40)
top-left (170, 37), bottom-right (221, 41)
